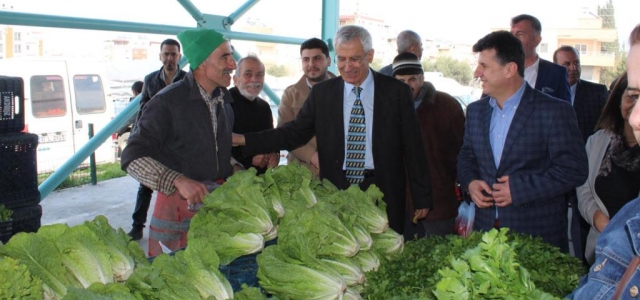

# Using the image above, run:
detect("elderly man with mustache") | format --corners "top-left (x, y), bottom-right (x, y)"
top-left (229, 54), bottom-right (279, 174)
top-left (121, 28), bottom-right (240, 256)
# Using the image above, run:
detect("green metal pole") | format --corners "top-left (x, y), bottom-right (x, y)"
top-left (224, 0), bottom-right (261, 28)
top-left (88, 123), bottom-right (97, 185)
top-left (322, 0), bottom-right (340, 74)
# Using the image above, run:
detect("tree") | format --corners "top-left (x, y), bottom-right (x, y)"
top-left (422, 56), bottom-right (472, 85)
top-left (598, 0), bottom-right (625, 87)
top-left (267, 64), bottom-right (288, 77)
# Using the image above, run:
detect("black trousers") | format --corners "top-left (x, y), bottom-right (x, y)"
top-left (132, 183), bottom-right (153, 227)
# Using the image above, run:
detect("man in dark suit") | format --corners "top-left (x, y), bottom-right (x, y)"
top-left (458, 31), bottom-right (588, 252)
top-left (233, 25), bottom-right (432, 234)
top-left (553, 45), bottom-right (608, 261)
top-left (511, 14), bottom-right (571, 102)
top-left (553, 46), bottom-right (609, 144)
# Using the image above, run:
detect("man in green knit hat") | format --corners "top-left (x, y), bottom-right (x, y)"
top-left (121, 28), bottom-right (241, 256)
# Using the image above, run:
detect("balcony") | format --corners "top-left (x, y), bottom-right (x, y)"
top-left (580, 51), bottom-right (615, 67)
top-left (555, 28), bottom-right (618, 42)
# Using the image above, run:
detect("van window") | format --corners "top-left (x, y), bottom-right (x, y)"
top-left (74, 75), bottom-right (106, 114)
top-left (30, 75), bottom-right (67, 118)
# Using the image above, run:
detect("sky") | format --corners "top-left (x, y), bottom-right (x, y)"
top-left (4, 0), bottom-right (638, 47)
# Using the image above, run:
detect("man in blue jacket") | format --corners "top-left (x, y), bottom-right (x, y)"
top-left (510, 14), bottom-right (571, 102)
top-left (458, 30), bottom-right (587, 252)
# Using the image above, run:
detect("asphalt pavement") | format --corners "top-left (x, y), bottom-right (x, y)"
top-left (40, 175), bottom-right (155, 255)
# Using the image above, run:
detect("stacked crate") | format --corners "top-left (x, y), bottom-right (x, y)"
top-left (0, 76), bottom-right (41, 243)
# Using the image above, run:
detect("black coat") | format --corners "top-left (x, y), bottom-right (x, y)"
top-left (243, 70), bottom-right (432, 233)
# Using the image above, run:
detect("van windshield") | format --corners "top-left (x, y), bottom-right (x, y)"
top-left (30, 75), bottom-right (67, 118)
top-left (74, 75), bottom-right (106, 114)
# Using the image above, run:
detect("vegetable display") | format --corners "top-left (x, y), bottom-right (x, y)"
top-left (364, 229), bottom-right (587, 299)
top-left (0, 163), bottom-right (588, 300)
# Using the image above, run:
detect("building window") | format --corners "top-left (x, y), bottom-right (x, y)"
top-left (574, 44), bottom-right (587, 55)
top-left (14, 44), bottom-right (21, 53)
top-left (539, 43), bottom-right (548, 53)
top-left (0, 43), bottom-right (3, 53)
top-left (13, 32), bottom-right (21, 41)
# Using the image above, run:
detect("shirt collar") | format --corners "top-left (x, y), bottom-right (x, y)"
top-left (160, 65), bottom-right (181, 82)
top-left (489, 82), bottom-right (526, 110)
top-left (344, 68), bottom-right (374, 98)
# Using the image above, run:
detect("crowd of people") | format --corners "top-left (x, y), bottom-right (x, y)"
top-left (118, 12), bottom-right (640, 297)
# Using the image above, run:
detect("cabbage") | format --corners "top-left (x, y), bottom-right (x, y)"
top-left (82, 216), bottom-right (148, 281)
top-left (353, 251), bottom-right (380, 273)
top-left (321, 256), bottom-right (365, 286)
top-left (352, 225), bottom-right (373, 251)
top-left (0, 256), bottom-right (43, 300)
top-left (63, 282), bottom-right (137, 300)
top-left (279, 201), bottom-right (359, 258)
top-left (0, 229), bottom-right (82, 299)
top-left (343, 288), bottom-right (363, 300)
top-left (372, 229), bottom-right (404, 260)
top-left (54, 225), bottom-right (114, 287)
top-left (257, 245), bottom-right (347, 299)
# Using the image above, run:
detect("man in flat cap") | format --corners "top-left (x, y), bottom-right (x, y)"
top-left (121, 28), bottom-right (239, 256)
top-left (392, 52), bottom-right (465, 238)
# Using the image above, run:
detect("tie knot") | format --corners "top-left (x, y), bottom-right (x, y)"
top-left (352, 86), bottom-right (362, 98)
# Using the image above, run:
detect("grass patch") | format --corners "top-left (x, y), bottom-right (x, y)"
top-left (38, 162), bottom-right (128, 191)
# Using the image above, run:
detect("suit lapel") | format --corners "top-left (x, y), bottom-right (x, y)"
top-left (573, 80), bottom-right (585, 115)
top-left (480, 100), bottom-right (497, 171)
top-left (498, 85), bottom-right (535, 170)
top-left (334, 77), bottom-right (346, 164)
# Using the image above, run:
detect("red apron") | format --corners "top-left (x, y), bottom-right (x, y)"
top-left (147, 192), bottom-right (196, 257)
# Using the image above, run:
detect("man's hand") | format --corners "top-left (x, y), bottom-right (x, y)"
top-left (310, 152), bottom-right (320, 174)
top-left (252, 154), bottom-right (268, 168)
top-left (468, 180), bottom-right (494, 208)
top-left (173, 175), bottom-right (208, 206)
top-left (266, 153), bottom-right (279, 168)
top-left (232, 133), bottom-right (246, 147)
top-left (412, 208), bottom-right (430, 224)
top-left (492, 175), bottom-right (512, 207)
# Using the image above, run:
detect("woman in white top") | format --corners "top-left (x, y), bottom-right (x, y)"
top-left (577, 72), bottom-right (640, 264)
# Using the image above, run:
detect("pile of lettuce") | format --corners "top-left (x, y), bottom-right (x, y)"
top-left (0, 215), bottom-right (148, 299)
top-left (364, 229), bottom-right (587, 299)
top-left (249, 164), bottom-right (401, 299)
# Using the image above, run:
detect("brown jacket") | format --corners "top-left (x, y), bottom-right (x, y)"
top-left (277, 72), bottom-right (335, 177)
top-left (408, 82), bottom-right (465, 221)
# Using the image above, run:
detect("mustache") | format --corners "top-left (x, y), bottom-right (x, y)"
top-left (244, 83), bottom-right (262, 89)
top-left (223, 69), bottom-right (233, 75)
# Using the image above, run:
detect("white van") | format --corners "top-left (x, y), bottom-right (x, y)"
top-left (0, 58), bottom-right (116, 173)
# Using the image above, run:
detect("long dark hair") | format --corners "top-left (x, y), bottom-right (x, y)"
top-left (595, 72), bottom-right (628, 135)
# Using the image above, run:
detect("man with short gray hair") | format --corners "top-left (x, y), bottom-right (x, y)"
top-left (379, 30), bottom-right (423, 76)
top-left (233, 25), bottom-right (433, 234)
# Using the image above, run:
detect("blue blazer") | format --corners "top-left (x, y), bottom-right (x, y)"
top-left (457, 84), bottom-right (588, 250)
top-left (535, 59), bottom-right (571, 102)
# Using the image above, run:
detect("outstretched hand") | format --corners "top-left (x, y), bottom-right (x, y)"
top-left (232, 133), bottom-right (245, 147)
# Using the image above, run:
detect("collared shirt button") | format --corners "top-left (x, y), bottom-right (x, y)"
top-left (630, 285), bottom-right (638, 297)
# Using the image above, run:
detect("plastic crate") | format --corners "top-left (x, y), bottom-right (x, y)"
top-left (0, 220), bottom-right (12, 244)
top-left (0, 189), bottom-right (40, 210)
top-left (11, 204), bottom-right (42, 234)
top-left (0, 76), bottom-right (25, 134)
top-left (0, 133), bottom-right (38, 195)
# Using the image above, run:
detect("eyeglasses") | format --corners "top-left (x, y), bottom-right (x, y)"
top-left (335, 52), bottom-right (369, 66)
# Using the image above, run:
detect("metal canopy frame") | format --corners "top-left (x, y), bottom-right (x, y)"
top-left (2, 0), bottom-right (340, 199)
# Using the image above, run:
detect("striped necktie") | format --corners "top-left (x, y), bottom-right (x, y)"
top-left (346, 86), bottom-right (366, 185)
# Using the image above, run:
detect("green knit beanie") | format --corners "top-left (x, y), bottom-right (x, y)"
top-left (177, 29), bottom-right (228, 70)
